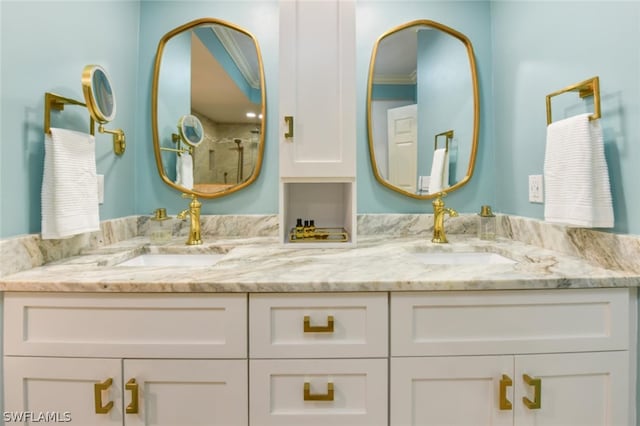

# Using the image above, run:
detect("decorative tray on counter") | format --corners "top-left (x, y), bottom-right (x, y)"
top-left (288, 227), bottom-right (349, 243)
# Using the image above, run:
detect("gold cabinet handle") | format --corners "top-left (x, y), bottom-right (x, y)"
top-left (523, 374), bottom-right (542, 409)
top-left (499, 374), bottom-right (513, 410)
top-left (94, 378), bottom-right (114, 414)
top-left (303, 315), bottom-right (334, 333)
top-left (284, 116), bottom-right (294, 138)
top-left (126, 378), bottom-right (139, 414)
top-left (303, 382), bottom-right (334, 401)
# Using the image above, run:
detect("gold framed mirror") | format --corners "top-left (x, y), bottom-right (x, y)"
top-left (366, 20), bottom-right (479, 199)
top-left (152, 17), bottom-right (266, 198)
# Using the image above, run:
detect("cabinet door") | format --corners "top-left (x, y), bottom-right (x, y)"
top-left (4, 356), bottom-right (122, 425)
top-left (123, 359), bottom-right (247, 426)
top-left (514, 351), bottom-right (629, 426)
top-left (390, 356), bottom-right (514, 426)
top-left (279, 0), bottom-right (356, 177)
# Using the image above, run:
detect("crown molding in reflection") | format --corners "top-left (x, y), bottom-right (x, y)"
top-left (213, 26), bottom-right (261, 89)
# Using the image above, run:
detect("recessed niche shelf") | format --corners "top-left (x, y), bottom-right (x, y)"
top-left (280, 179), bottom-right (356, 247)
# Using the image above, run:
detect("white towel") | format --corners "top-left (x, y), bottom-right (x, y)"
top-left (175, 152), bottom-right (193, 190)
top-left (418, 175), bottom-right (431, 195)
top-left (543, 113), bottom-right (614, 228)
top-left (428, 148), bottom-right (450, 194)
top-left (41, 128), bottom-right (100, 239)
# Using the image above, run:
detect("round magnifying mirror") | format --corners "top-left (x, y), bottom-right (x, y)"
top-left (178, 114), bottom-right (204, 147)
top-left (82, 64), bottom-right (116, 123)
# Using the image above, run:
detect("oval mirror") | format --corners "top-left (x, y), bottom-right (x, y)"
top-left (366, 20), bottom-right (479, 199)
top-left (152, 18), bottom-right (266, 198)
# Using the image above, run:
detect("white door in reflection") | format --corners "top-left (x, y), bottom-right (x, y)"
top-left (387, 104), bottom-right (417, 193)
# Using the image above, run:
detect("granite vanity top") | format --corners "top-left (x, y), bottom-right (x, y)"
top-left (0, 234), bottom-right (637, 293)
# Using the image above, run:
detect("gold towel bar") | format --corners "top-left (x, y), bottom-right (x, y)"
top-left (434, 130), bottom-right (454, 152)
top-left (44, 92), bottom-right (95, 136)
top-left (545, 76), bottom-right (601, 125)
top-left (160, 146), bottom-right (191, 156)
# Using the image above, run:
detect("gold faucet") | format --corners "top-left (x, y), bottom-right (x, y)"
top-left (432, 193), bottom-right (458, 243)
top-left (177, 194), bottom-right (202, 245)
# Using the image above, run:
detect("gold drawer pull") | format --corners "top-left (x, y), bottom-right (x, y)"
top-left (126, 378), bottom-right (139, 414)
top-left (304, 382), bottom-right (334, 401)
top-left (499, 374), bottom-right (513, 410)
top-left (284, 116), bottom-right (294, 138)
top-left (304, 315), bottom-right (334, 333)
top-left (523, 374), bottom-right (542, 409)
top-left (94, 378), bottom-right (114, 414)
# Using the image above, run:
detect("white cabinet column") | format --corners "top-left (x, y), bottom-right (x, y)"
top-left (279, 0), bottom-right (356, 178)
top-left (278, 0), bottom-right (357, 246)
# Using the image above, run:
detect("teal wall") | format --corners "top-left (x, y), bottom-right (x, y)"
top-left (0, 1), bottom-right (638, 236)
top-left (0, 1), bottom-right (140, 238)
top-left (491, 1), bottom-right (640, 235)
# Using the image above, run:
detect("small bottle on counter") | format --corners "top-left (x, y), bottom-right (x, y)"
top-left (303, 220), bottom-right (311, 239)
top-left (309, 219), bottom-right (316, 238)
top-left (478, 205), bottom-right (496, 240)
top-left (148, 208), bottom-right (173, 245)
top-left (295, 218), bottom-right (304, 239)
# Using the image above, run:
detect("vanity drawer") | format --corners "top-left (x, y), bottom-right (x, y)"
top-left (250, 358), bottom-right (387, 426)
top-left (391, 288), bottom-right (630, 356)
top-left (4, 293), bottom-right (247, 358)
top-left (249, 293), bottom-right (388, 358)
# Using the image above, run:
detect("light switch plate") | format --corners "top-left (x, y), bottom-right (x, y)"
top-left (529, 175), bottom-right (543, 203)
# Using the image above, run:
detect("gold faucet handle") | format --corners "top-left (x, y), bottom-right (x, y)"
top-left (181, 193), bottom-right (201, 209)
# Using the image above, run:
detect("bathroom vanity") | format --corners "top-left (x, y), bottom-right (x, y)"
top-left (1, 223), bottom-right (637, 426)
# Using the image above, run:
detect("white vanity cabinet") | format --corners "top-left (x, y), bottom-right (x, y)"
top-left (3, 293), bottom-right (248, 426)
top-left (2, 287), bottom-right (635, 425)
top-left (248, 293), bottom-right (388, 425)
top-left (278, 0), bottom-right (357, 246)
top-left (390, 289), bottom-right (633, 425)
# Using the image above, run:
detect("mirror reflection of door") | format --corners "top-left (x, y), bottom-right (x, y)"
top-left (366, 20), bottom-right (479, 199)
top-left (387, 104), bottom-right (417, 193)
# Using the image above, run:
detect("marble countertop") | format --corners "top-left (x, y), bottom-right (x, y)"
top-left (1, 234), bottom-right (638, 293)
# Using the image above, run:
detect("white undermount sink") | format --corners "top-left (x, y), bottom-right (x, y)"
top-left (116, 253), bottom-right (226, 267)
top-left (411, 251), bottom-right (516, 265)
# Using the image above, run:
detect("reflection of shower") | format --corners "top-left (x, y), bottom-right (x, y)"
top-left (230, 138), bottom-right (244, 183)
